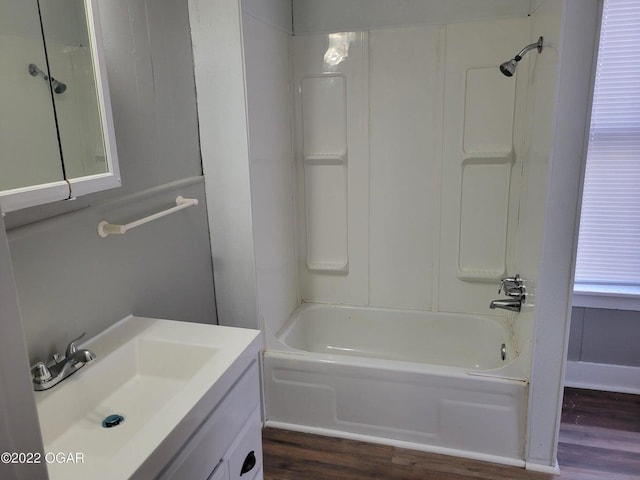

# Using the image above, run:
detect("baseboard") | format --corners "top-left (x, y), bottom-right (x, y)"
top-left (564, 361), bottom-right (640, 395)
top-left (265, 420), bottom-right (527, 469)
top-left (525, 460), bottom-right (560, 474)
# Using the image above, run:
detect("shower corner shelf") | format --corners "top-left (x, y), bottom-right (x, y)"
top-left (97, 195), bottom-right (198, 238)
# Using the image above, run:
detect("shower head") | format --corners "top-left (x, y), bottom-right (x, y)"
top-left (499, 59), bottom-right (519, 77)
top-left (51, 79), bottom-right (67, 94)
top-left (28, 63), bottom-right (67, 95)
top-left (499, 36), bottom-right (544, 77)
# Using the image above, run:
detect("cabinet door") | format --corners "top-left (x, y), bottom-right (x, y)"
top-left (158, 363), bottom-right (260, 480)
top-left (227, 407), bottom-right (263, 480)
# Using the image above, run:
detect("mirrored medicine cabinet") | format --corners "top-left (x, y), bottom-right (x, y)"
top-left (0, 0), bottom-right (119, 213)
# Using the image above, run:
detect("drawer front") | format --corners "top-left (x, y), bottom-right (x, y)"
top-left (227, 407), bottom-right (263, 480)
top-left (160, 361), bottom-right (260, 480)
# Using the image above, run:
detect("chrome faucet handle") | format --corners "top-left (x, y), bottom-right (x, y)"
top-left (31, 361), bottom-right (52, 383)
top-left (65, 332), bottom-right (87, 358)
top-left (506, 287), bottom-right (523, 295)
top-left (498, 274), bottom-right (522, 294)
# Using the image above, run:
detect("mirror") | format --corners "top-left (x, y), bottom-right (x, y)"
top-left (0, 0), bottom-right (119, 213)
top-left (0, 0), bottom-right (65, 192)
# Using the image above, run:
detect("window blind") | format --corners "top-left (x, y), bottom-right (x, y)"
top-left (575, 0), bottom-right (640, 287)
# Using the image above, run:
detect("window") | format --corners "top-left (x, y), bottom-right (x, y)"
top-left (574, 0), bottom-right (640, 309)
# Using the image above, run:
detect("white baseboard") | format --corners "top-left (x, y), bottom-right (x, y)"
top-left (564, 361), bottom-right (640, 395)
top-left (525, 460), bottom-right (560, 474)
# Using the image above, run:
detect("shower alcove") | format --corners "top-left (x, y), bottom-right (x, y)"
top-left (189, 0), bottom-right (600, 472)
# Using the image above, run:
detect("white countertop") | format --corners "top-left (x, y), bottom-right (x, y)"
top-left (34, 316), bottom-right (262, 480)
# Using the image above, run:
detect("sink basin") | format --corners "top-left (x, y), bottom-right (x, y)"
top-left (34, 316), bottom-right (261, 480)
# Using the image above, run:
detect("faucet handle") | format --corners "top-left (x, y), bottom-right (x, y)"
top-left (65, 332), bottom-right (87, 358)
top-left (31, 361), bottom-right (52, 383)
top-left (498, 274), bottom-right (522, 294)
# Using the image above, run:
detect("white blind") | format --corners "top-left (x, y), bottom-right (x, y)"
top-left (575, 0), bottom-right (640, 287)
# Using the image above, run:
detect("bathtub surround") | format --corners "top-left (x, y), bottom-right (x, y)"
top-left (214, 0), bottom-right (597, 472)
top-left (252, 1), bottom-right (555, 466)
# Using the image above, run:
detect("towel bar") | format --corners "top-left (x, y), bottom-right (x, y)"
top-left (97, 196), bottom-right (198, 238)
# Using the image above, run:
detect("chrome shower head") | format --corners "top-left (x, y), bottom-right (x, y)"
top-left (500, 59), bottom-right (519, 77)
top-left (28, 63), bottom-right (67, 95)
top-left (499, 36), bottom-right (544, 77)
top-left (51, 79), bottom-right (67, 94)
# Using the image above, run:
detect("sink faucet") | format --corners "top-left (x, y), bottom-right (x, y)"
top-left (31, 333), bottom-right (96, 391)
top-left (490, 274), bottom-right (526, 313)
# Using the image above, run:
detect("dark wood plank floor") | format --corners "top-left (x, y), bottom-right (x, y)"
top-left (262, 388), bottom-right (640, 480)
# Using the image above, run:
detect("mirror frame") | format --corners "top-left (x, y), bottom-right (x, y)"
top-left (0, 0), bottom-right (120, 213)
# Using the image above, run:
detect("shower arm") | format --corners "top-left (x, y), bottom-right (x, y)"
top-left (28, 63), bottom-right (67, 94)
top-left (514, 37), bottom-right (544, 61)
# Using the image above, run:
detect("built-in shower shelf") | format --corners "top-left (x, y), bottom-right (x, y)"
top-left (306, 260), bottom-right (349, 273)
top-left (457, 269), bottom-right (507, 282)
top-left (457, 150), bottom-right (514, 282)
top-left (461, 150), bottom-right (515, 163)
top-left (303, 154), bottom-right (347, 166)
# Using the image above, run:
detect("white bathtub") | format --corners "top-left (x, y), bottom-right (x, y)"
top-left (264, 303), bottom-right (530, 465)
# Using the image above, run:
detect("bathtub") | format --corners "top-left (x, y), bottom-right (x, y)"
top-left (263, 303), bottom-right (530, 465)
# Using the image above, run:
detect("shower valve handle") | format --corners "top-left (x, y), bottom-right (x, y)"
top-left (498, 274), bottom-right (523, 295)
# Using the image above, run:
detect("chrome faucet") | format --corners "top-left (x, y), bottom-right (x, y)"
top-left (489, 298), bottom-right (522, 312)
top-left (31, 333), bottom-right (96, 391)
top-left (490, 275), bottom-right (525, 312)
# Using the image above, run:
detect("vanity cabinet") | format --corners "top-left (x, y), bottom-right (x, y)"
top-left (157, 359), bottom-right (263, 480)
top-left (37, 318), bottom-right (263, 480)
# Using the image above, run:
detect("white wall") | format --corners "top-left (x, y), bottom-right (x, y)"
top-left (189, 0), bottom-right (259, 330)
top-left (526, 0), bottom-right (600, 469)
top-left (511, 0), bottom-right (564, 378)
top-left (293, 0), bottom-right (531, 33)
top-left (241, 0), bottom-right (298, 338)
top-left (291, 16), bottom-right (538, 318)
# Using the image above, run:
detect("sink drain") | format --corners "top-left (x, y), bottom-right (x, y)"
top-left (102, 414), bottom-right (125, 428)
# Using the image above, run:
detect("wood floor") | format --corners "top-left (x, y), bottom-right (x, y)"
top-left (262, 388), bottom-right (640, 480)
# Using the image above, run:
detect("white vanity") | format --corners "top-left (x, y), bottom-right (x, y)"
top-left (34, 316), bottom-right (263, 480)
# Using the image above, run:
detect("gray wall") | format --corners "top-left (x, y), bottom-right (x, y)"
top-left (568, 307), bottom-right (640, 367)
top-left (4, 0), bottom-right (216, 365)
top-left (0, 216), bottom-right (47, 480)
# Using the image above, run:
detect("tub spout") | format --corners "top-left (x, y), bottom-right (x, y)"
top-left (489, 298), bottom-right (521, 312)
